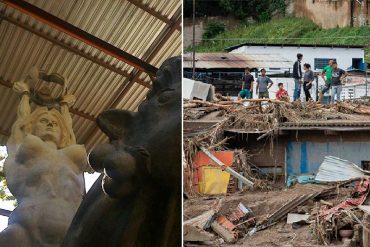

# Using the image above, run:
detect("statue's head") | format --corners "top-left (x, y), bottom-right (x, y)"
top-left (21, 108), bottom-right (70, 148)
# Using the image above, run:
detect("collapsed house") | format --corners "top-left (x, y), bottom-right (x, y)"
top-left (183, 95), bottom-right (370, 246)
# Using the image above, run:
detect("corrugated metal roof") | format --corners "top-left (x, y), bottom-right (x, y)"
top-left (183, 53), bottom-right (292, 69)
top-left (279, 119), bottom-right (370, 130)
top-left (0, 0), bottom-right (181, 151)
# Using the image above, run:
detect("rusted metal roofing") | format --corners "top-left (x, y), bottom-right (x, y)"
top-left (279, 119), bottom-right (370, 131)
top-left (0, 0), bottom-right (181, 150)
top-left (183, 53), bottom-right (292, 69)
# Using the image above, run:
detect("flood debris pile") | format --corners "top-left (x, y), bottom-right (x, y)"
top-left (184, 97), bottom-right (370, 125)
top-left (184, 178), bottom-right (370, 246)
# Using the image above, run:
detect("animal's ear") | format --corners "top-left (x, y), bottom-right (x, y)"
top-left (96, 109), bottom-right (136, 140)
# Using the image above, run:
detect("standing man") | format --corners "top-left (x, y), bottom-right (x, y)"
top-left (320, 59), bottom-right (334, 101)
top-left (293, 53), bottom-right (303, 101)
top-left (330, 61), bottom-right (348, 104)
top-left (256, 68), bottom-right (273, 99)
top-left (238, 67), bottom-right (254, 99)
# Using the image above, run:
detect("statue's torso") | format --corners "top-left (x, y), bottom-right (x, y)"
top-left (5, 134), bottom-right (87, 246)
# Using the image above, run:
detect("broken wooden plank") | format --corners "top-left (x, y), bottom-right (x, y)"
top-left (183, 209), bottom-right (216, 229)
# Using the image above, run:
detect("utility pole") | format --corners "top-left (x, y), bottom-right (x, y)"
top-left (366, 62), bottom-right (368, 97)
top-left (192, 0), bottom-right (196, 80)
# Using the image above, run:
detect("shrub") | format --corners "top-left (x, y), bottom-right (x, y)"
top-left (202, 20), bottom-right (226, 40)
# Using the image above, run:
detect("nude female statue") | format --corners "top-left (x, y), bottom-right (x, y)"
top-left (0, 74), bottom-right (91, 247)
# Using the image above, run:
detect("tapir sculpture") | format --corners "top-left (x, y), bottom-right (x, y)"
top-left (62, 56), bottom-right (181, 247)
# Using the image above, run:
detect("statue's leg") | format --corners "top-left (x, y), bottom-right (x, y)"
top-left (0, 224), bottom-right (30, 247)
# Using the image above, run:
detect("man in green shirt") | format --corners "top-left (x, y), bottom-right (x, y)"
top-left (319, 59), bottom-right (334, 101)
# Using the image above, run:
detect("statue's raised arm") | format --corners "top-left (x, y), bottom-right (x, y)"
top-left (7, 78), bottom-right (32, 155)
top-left (60, 94), bottom-right (77, 145)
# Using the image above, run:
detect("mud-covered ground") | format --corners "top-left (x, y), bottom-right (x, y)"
top-left (184, 184), bottom-right (353, 247)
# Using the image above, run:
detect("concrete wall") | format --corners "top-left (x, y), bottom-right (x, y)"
top-left (287, 0), bottom-right (369, 28)
top-left (284, 130), bottom-right (370, 175)
top-left (227, 128), bottom-right (370, 175)
top-left (286, 141), bottom-right (370, 175)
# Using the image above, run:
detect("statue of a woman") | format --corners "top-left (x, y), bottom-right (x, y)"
top-left (0, 75), bottom-right (91, 247)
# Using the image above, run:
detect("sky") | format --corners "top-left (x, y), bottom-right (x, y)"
top-left (0, 146), bottom-right (101, 232)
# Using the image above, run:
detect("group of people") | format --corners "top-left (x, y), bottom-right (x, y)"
top-left (238, 53), bottom-right (348, 104)
top-left (293, 54), bottom-right (348, 104)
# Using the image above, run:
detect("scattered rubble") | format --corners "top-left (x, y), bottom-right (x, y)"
top-left (184, 181), bottom-right (370, 246)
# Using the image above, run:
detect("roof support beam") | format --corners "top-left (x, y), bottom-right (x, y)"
top-left (84, 10), bottom-right (181, 147)
top-left (110, 11), bottom-right (182, 109)
top-left (0, 77), bottom-right (95, 121)
top-left (0, 208), bottom-right (11, 217)
top-left (126, 0), bottom-right (181, 31)
top-left (1, 0), bottom-right (158, 76)
top-left (0, 14), bottom-right (151, 88)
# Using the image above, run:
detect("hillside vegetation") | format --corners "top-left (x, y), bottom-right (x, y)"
top-left (189, 17), bottom-right (370, 62)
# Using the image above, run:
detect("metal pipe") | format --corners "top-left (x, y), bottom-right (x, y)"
top-left (1, 0), bottom-right (158, 76)
top-left (200, 147), bottom-right (254, 187)
top-left (315, 75), bottom-right (319, 101)
top-left (366, 63), bottom-right (368, 97)
top-left (192, 0), bottom-right (196, 80)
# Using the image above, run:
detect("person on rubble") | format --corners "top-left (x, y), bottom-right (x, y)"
top-left (256, 68), bottom-right (273, 99)
top-left (275, 83), bottom-right (289, 101)
top-left (319, 59), bottom-right (334, 102)
top-left (303, 63), bottom-right (314, 101)
top-left (330, 61), bottom-right (348, 104)
top-left (293, 53), bottom-right (303, 101)
top-left (238, 67), bottom-right (255, 100)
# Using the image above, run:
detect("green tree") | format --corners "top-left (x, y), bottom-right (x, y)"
top-left (184, 0), bottom-right (286, 22)
top-left (219, 0), bottom-right (286, 21)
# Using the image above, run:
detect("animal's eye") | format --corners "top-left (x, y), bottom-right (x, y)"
top-left (40, 118), bottom-right (48, 124)
top-left (158, 89), bottom-right (174, 104)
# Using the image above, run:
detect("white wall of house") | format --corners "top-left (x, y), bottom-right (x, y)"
top-left (230, 45), bottom-right (365, 71)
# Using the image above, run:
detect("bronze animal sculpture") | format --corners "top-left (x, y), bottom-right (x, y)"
top-left (62, 56), bottom-right (181, 247)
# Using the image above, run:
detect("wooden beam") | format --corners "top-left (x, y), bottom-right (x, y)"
top-left (110, 11), bottom-right (182, 109)
top-left (0, 77), bottom-right (95, 121)
top-left (0, 14), bottom-right (151, 88)
top-left (126, 0), bottom-right (181, 31)
top-left (83, 9), bottom-right (181, 145)
top-left (1, 0), bottom-right (158, 76)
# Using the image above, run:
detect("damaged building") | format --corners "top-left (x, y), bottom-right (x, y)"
top-left (184, 94), bottom-right (370, 246)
